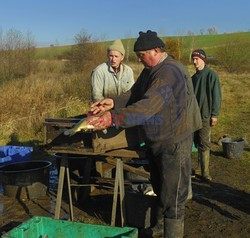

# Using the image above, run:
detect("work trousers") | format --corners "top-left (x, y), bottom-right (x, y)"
top-left (194, 121), bottom-right (211, 151)
top-left (148, 134), bottom-right (192, 220)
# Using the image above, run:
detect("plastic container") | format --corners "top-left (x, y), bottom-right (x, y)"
top-left (126, 192), bottom-right (157, 228)
top-left (0, 145), bottom-right (33, 166)
top-left (2, 216), bottom-right (138, 238)
top-left (221, 137), bottom-right (245, 159)
top-left (192, 143), bottom-right (198, 152)
top-left (0, 161), bottom-right (51, 199)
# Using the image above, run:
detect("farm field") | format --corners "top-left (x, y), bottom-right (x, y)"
top-left (0, 32), bottom-right (249, 237)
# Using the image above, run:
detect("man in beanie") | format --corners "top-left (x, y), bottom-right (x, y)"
top-left (191, 49), bottom-right (221, 181)
top-left (91, 39), bottom-right (134, 102)
top-left (90, 30), bottom-right (196, 238)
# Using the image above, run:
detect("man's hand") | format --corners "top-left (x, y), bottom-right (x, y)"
top-left (211, 117), bottom-right (218, 127)
top-left (91, 98), bottom-right (114, 114)
top-left (88, 111), bottom-right (113, 131)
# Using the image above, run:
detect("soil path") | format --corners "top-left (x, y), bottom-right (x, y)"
top-left (0, 145), bottom-right (249, 238)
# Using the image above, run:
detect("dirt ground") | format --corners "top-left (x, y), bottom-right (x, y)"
top-left (0, 142), bottom-right (249, 238)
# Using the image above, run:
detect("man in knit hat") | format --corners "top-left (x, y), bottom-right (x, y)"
top-left (91, 39), bottom-right (134, 102)
top-left (191, 49), bottom-right (221, 181)
top-left (90, 30), bottom-right (195, 238)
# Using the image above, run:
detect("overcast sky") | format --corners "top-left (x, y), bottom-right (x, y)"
top-left (1, 0), bottom-right (249, 47)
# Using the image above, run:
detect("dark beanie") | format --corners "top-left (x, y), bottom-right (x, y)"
top-left (134, 30), bottom-right (165, 52)
top-left (192, 49), bottom-right (206, 62)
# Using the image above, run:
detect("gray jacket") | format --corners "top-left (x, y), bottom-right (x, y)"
top-left (91, 62), bottom-right (134, 102)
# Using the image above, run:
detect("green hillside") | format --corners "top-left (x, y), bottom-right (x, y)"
top-left (35, 31), bottom-right (250, 60)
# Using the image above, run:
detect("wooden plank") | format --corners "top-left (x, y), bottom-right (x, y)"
top-left (45, 118), bottom-right (82, 122)
top-left (118, 159), bottom-right (126, 227)
top-left (111, 161), bottom-right (119, 226)
top-left (65, 157), bottom-right (74, 221)
top-left (105, 157), bottom-right (150, 179)
top-left (44, 121), bottom-right (76, 127)
top-left (103, 148), bottom-right (145, 158)
top-left (46, 147), bottom-right (146, 158)
top-left (55, 156), bottom-right (66, 219)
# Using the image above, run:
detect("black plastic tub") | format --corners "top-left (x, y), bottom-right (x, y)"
top-left (0, 160), bottom-right (52, 199)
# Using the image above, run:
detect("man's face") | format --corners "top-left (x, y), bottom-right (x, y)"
top-left (192, 57), bottom-right (205, 70)
top-left (136, 49), bottom-right (157, 67)
top-left (108, 50), bottom-right (124, 68)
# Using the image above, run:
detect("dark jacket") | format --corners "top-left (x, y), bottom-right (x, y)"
top-left (111, 56), bottom-right (192, 144)
top-left (192, 65), bottom-right (221, 121)
top-left (162, 59), bottom-right (202, 133)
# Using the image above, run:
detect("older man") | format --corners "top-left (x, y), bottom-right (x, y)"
top-left (91, 39), bottom-right (134, 102)
top-left (90, 30), bottom-right (193, 238)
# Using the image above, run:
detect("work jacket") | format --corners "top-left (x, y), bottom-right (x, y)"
top-left (111, 56), bottom-right (192, 145)
top-left (91, 62), bottom-right (134, 102)
top-left (192, 66), bottom-right (221, 122)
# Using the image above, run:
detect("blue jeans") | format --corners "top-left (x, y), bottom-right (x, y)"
top-left (148, 134), bottom-right (192, 220)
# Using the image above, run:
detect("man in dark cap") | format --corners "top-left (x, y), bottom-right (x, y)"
top-left (90, 30), bottom-right (195, 238)
top-left (191, 49), bottom-right (221, 181)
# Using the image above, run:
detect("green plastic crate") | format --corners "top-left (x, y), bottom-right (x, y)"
top-left (2, 216), bottom-right (138, 238)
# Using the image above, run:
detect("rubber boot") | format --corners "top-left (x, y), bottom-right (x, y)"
top-left (151, 206), bottom-right (164, 237)
top-left (200, 150), bottom-right (212, 181)
top-left (164, 218), bottom-right (184, 238)
top-left (151, 217), bottom-right (164, 237)
top-left (186, 176), bottom-right (193, 201)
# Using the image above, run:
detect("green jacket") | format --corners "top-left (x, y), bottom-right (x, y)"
top-left (192, 66), bottom-right (221, 122)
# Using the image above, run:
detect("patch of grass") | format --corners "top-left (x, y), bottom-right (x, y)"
top-left (35, 45), bottom-right (72, 59)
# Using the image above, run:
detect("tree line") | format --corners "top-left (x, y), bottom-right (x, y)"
top-left (0, 28), bottom-right (249, 85)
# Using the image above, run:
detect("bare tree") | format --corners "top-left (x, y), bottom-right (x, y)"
top-left (200, 28), bottom-right (205, 35)
top-left (65, 31), bottom-right (106, 73)
top-left (187, 31), bottom-right (195, 63)
top-left (0, 29), bottom-right (36, 82)
top-left (175, 30), bottom-right (185, 60)
top-left (124, 31), bottom-right (132, 62)
top-left (207, 27), bottom-right (218, 35)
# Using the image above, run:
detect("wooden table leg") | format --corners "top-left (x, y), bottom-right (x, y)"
top-left (118, 159), bottom-right (126, 227)
top-left (55, 155), bottom-right (66, 219)
top-left (65, 158), bottom-right (74, 221)
top-left (111, 158), bottom-right (126, 227)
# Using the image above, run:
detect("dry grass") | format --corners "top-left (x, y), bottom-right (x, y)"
top-left (0, 60), bottom-right (249, 148)
top-left (0, 60), bottom-right (91, 145)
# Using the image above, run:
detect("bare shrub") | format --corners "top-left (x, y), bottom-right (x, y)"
top-left (215, 40), bottom-right (250, 73)
top-left (0, 29), bottom-right (36, 82)
top-left (64, 31), bottom-right (106, 73)
top-left (165, 38), bottom-right (183, 60)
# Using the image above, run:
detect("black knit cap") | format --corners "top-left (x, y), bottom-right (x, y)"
top-left (134, 30), bottom-right (165, 52)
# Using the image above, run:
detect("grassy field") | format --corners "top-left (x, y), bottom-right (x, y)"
top-left (0, 33), bottom-right (249, 238)
top-left (0, 31), bottom-right (249, 147)
top-left (0, 60), bottom-right (249, 148)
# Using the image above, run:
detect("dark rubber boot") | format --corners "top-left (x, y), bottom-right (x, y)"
top-left (164, 218), bottom-right (184, 238)
top-left (200, 150), bottom-right (212, 181)
top-left (151, 217), bottom-right (163, 237)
